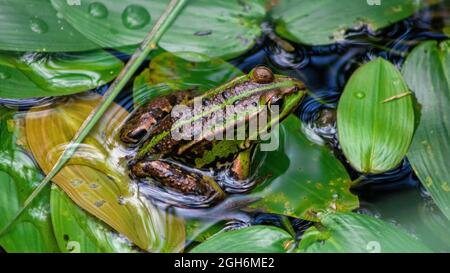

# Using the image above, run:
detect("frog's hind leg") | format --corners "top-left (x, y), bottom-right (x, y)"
top-left (131, 159), bottom-right (225, 207)
top-left (120, 92), bottom-right (189, 144)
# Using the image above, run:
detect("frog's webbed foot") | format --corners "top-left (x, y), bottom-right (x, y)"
top-left (220, 149), bottom-right (257, 193)
top-left (120, 92), bottom-right (188, 144)
top-left (131, 159), bottom-right (225, 207)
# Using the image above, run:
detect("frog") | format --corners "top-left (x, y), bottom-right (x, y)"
top-left (120, 66), bottom-right (306, 207)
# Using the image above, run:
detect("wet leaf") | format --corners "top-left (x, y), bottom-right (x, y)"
top-left (24, 93), bottom-right (185, 252)
top-left (50, 185), bottom-right (135, 253)
top-left (250, 116), bottom-right (359, 222)
top-left (403, 40), bottom-right (450, 221)
top-left (0, 0), bottom-right (98, 52)
top-left (297, 212), bottom-right (431, 253)
top-left (190, 225), bottom-right (293, 253)
top-left (133, 51), bottom-right (243, 105)
top-left (337, 58), bottom-right (415, 174)
top-left (272, 0), bottom-right (422, 46)
top-left (0, 108), bottom-right (59, 252)
top-left (51, 0), bottom-right (265, 59)
top-left (0, 51), bottom-right (123, 99)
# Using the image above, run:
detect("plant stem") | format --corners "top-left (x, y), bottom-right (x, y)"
top-left (0, 0), bottom-right (187, 237)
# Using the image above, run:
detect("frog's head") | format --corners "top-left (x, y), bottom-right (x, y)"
top-left (249, 66), bottom-right (306, 120)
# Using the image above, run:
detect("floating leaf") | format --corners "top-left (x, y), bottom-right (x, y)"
top-left (337, 57), bottom-right (415, 174)
top-left (298, 212), bottom-right (431, 253)
top-left (250, 116), bottom-right (359, 221)
top-left (24, 93), bottom-right (185, 252)
top-left (272, 0), bottom-right (421, 45)
top-left (0, 51), bottom-right (123, 99)
top-left (403, 40), bottom-right (450, 221)
top-left (0, 108), bottom-right (58, 252)
top-left (133, 51), bottom-right (243, 105)
top-left (190, 225), bottom-right (293, 253)
top-left (0, 0), bottom-right (97, 52)
top-left (50, 185), bottom-right (135, 253)
top-left (51, 0), bottom-right (265, 59)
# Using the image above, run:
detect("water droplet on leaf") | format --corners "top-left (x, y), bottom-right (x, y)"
top-left (30, 17), bottom-right (48, 34)
top-left (122, 5), bottom-right (150, 29)
top-left (194, 30), bottom-right (212, 36)
top-left (354, 91), bottom-right (366, 99)
top-left (0, 71), bottom-right (10, 80)
top-left (95, 200), bottom-right (106, 207)
top-left (88, 2), bottom-right (108, 18)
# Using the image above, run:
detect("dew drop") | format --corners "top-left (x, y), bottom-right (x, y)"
top-left (354, 91), bottom-right (366, 99)
top-left (70, 179), bottom-right (84, 187)
top-left (0, 71), bottom-right (10, 80)
top-left (117, 196), bottom-right (126, 205)
top-left (122, 5), bottom-right (150, 30)
top-left (30, 17), bottom-right (48, 34)
top-left (194, 30), bottom-right (212, 36)
top-left (88, 2), bottom-right (108, 19)
top-left (95, 200), bottom-right (106, 207)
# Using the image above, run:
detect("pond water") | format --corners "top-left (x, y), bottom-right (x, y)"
top-left (1, 1), bottom-right (450, 252)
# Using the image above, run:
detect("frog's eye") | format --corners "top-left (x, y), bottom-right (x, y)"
top-left (250, 66), bottom-right (274, 84)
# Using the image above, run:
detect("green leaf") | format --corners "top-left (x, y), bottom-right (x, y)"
top-left (403, 40), bottom-right (450, 221)
top-left (337, 57), bottom-right (415, 174)
top-left (133, 51), bottom-right (243, 105)
top-left (0, 0), bottom-right (98, 52)
top-left (190, 225), bottom-right (293, 253)
top-left (272, 0), bottom-right (421, 46)
top-left (0, 51), bottom-right (123, 99)
top-left (250, 116), bottom-right (359, 221)
top-left (51, 0), bottom-right (265, 59)
top-left (298, 212), bottom-right (432, 253)
top-left (0, 108), bottom-right (59, 252)
top-left (50, 185), bottom-right (134, 253)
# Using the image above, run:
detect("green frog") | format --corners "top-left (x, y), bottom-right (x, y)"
top-left (120, 66), bottom-right (306, 206)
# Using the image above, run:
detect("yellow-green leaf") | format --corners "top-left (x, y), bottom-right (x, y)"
top-left (24, 93), bottom-right (185, 252)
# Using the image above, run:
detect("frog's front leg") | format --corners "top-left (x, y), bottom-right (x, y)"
top-left (131, 159), bottom-right (225, 200)
top-left (229, 148), bottom-right (252, 180)
top-left (120, 92), bottom-right (188, 144)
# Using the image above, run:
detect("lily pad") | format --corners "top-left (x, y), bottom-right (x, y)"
top-left (272, 0), bottom-right (421, 46)
top-left (133, 51), bottom-right (243, 105)
top-left (190, 225), bottom-right (294, 253)
top-left (0, 51), bottom-right (123, 99)
top-left (51, 0), bottom-right (265, 59)
top-left (24, 93), bottom-right (185, 252)
top-left (403, 40), bottom-right (450, 221)
top-left (50, 185), bottom-right (134, 253)
top-left (298, 212), bottom-right (431, 253)
top-left (0, 0), bottom-right (98, 52)
top-left (250, 116), bottom-right (359, 222)
top-left (0, 108), bottom-right (58, 252)
top-left (337, 57), bottom-right (415, 174)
